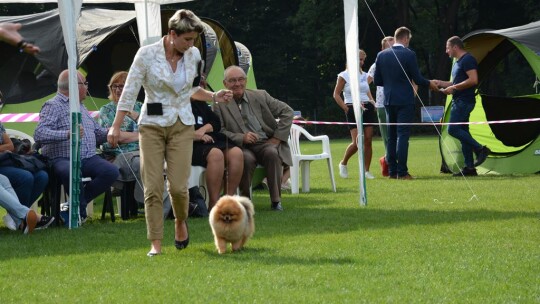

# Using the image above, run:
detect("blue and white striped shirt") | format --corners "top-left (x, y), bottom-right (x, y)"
top-left (34, 93), bottom-right (108, 160)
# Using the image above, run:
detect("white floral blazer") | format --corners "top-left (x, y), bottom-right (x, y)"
top-left (117, 37), bottom-right (202, 127)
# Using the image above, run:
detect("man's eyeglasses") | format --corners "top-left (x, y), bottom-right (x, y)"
top-left (226, 77), bottom-right (246, 84)
top-left (78, 81), bottom-right (89, 88)
top-left (110, 84), bottom-right (125, 90)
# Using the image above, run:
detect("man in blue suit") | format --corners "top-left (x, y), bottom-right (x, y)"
top-left (374, 26), bottom-right (438, 179)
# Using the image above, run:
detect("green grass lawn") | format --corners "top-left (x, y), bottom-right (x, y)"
top-left (0, 136), bottom-right (538, 303)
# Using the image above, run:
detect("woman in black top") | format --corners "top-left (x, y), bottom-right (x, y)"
top-left (191, 98), bottom-right (243, 210)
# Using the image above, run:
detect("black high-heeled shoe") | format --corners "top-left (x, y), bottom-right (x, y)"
top-left (175, 221), bottom-right (189, 250)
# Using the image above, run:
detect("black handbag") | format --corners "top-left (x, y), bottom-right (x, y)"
top-left (0, 152), bottom-right (47, 173)
top-left (188, 186), bottom-right (209, 217)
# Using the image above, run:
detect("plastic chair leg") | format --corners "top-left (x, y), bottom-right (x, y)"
top-left (301, 161), bottom-right (311, 192)
top-left (290, 163), bottom-right (300, 194)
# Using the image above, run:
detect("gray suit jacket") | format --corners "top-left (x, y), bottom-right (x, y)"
top-left (213, 89), bottom-right (293, 166)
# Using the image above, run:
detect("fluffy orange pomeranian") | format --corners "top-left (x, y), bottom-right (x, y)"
top-left (209, 195), bottom-right (255, 254)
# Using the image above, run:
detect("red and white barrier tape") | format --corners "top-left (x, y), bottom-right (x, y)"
top-left (293, 117), bottom-right (540, 126)
top-left (0, 112), bottom-right (538, 126)
top-left (0, 111), bottom-right (100, 123)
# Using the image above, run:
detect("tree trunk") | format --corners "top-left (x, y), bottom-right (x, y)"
top-left (398, 0), bottom-right (410, 25)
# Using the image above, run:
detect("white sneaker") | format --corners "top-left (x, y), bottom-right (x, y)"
top-left (365, 171), bottom-right (375, 179)
top-left (3, 214), bottom-right (17, 231)
top-left (339, 162), bottom-right (348, 178)
top-left (281, 179), bottom-right (291, 191)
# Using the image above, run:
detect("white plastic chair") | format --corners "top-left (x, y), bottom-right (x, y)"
top-left (288, 124), bottom-right (336, 194)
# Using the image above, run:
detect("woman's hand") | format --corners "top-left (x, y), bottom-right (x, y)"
top-left (194, 128), bottom-right (214, 143)
top-left (193, 128), bottom-right (206, 141)
top-left (213, 89), bottom-right (233, 103)
top-left (107, 126), bottom-right (120, 148)
top-left (200, 134), bottom-right (214, 144)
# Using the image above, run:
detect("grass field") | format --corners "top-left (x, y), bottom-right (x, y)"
top-left (0, 136), bottom-right (538, 303)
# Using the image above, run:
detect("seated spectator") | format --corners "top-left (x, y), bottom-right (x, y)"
top-left (0, 122), bottom-right (49, 210)
top-left (191, 77), bottom-right (243, 210)
top-left (0, 174), bottom-right (54, 233)
top-left (213, 65), bottom-right (293, 211)
top-left (34, 69), bottom-right (133, 222)
top-left (98, 71), bottom-right (143, 203)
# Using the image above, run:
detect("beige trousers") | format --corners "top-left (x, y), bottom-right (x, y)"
top-left (139, 119), bottom-right (193, 241)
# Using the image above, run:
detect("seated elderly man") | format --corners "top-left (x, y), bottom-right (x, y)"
top-left (213, 65), bottom-right (293, 211)
top-left (34, 69), bottom-right (134, 222)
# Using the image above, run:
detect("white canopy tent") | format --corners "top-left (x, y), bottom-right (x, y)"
top-left (0, 0), bottom-right (194, 227)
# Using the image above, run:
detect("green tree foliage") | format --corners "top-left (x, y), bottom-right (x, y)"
top-left (288, 0), bottom-right (344, 128)
top-left (179, 0), bottom-right (301, 103)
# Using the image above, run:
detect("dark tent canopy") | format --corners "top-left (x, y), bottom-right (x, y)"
top-left (0, 8), bottom-right (247, 105)
top-left (0, 8), bottom-right (137, 104)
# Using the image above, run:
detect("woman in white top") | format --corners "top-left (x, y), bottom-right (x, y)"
top-left (107, 10), bottom-right (232, 257)
top-left (333, 49), bottom-right (377, 179)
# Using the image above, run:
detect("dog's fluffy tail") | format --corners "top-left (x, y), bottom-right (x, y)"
top-left (236, 196), bottom-right (255, 217)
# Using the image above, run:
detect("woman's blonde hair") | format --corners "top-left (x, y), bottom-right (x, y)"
top-left (168, 9), bottom-right (204, 35)
top-left (344, 49), bottom-right (367, 69)
top-left (359, 49), bottom-right (367, 58)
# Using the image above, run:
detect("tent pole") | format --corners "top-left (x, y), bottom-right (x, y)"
top-left (343, 0), bottom-right (367, 206)
top-left (144, 0), bottom-right (149, 45)
top-left (58, 0), bottom-right (83, 228)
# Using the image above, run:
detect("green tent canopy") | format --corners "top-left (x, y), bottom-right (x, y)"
top-left (440, 20), bottom-right (540, 174)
